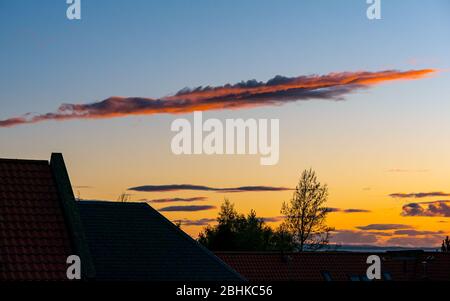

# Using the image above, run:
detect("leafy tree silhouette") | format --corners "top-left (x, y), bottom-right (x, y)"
top-left (198, 199), bottom-right (294, 252)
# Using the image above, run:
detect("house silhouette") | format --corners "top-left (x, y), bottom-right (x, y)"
top-left (0, 153), bottom-right (242, 281)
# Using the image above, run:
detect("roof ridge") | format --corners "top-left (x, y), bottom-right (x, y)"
top-left (0, 158), bottom-right (49, 164)
top-left (50, 153), bottom-right (96, 279)
top-left (141, 202), bottom-right (246, 281)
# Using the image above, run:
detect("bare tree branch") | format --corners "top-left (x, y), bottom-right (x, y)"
top-left (281, 169), bottom-right (333, 251)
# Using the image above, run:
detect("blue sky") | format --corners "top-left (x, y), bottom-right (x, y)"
top-left (1, 0), bottom-right (449, 117)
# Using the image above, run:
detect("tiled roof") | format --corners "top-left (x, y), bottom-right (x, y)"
top-left (0, 159), bottom-right (73, 280)
top-left (77, 201), bottom-right (244, 281)
top-left (216, 251), bottom-right (450, 281)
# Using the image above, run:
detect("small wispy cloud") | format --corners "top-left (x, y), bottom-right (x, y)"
top-left (144, 197), bottom-right (207, 203)
top-left (387, 169), bottom-right (429, 173)
top-left (385, 236), bottom-right (443, 248)
top-left (331, 226), bottom-right (445, 247)
top-left (393, 229), bottom-right (445, 236)
top-left (172, 218), bottom-right (216, 226)
top-left (73, 185), bottom-right (93, 189)
top-left (331, 230), bottom-right (379, 245)
top-left (0, 69), bottom-right (435, 127)
top-left (356, 224), bottom-right (413, 231)
top-left (158, 205), bottom-right (217, 212)
top-left (402, 200), bottom-right (450, 217)
top-left (389, 192), bottom-right (450, 199)
top-left (129, 184), bottom-right (292, 193)
top-left (260, 216), bottom-right (285, 223)
top-left (327, 207), bottom-right (371, 213)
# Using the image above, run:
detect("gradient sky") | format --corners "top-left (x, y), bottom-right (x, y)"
top-left (1, 0), bottom-right (450, 247)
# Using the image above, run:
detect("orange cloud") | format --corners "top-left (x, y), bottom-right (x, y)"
top-left (0, 69), bottom-right (435, 127)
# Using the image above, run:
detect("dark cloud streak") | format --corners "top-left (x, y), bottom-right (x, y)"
top-left (393, 229), bottom-right (444, 236)
top-left (327, 207), bottom-right (371, 213)
top-left (145, 197), bottom-right (207, 203)
top-left (0, 69), bottom-right (435, 127)
top-left (402, 200), bottom-right (450, 217)
top-left (389, 192), bottom-right (450, 198)
top-left (158, 205), bottom-right (216, 212)
top-left (172, 218), bottom-right (216, 226)
top-left (356, 224), bottom-right (413, 231)
top-left (129, 184), bottom-right (292, 193)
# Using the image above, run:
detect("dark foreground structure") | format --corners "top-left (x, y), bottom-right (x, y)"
top-left (77, 201), bottom-right (241, 280)
top-left (1, 153), bottom-right (449, 281)
top-left (0, 153), bottom-right (242, 281)
top-left (216, 251), bottom-right (450, 281)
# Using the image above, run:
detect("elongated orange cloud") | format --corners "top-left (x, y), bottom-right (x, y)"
top-left (0, 69), bottom-right (435, 127)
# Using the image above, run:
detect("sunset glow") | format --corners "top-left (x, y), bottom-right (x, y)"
top-left (1, 0), bottom-right (450, 250)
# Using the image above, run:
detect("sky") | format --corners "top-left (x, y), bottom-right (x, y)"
top-left (1, 0), bottom-right (450, 247)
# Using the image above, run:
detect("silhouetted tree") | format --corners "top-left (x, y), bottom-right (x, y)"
top-left (270, 223), bottom-right (295, 252)
top-left (442, 236), bottom-right (450, 252)
top-left (198, 199), bottom-right (241, 251)
top-left (198, 199), bottom-right (294, 251)
top-left (281, 168), bottom-right (334, 251)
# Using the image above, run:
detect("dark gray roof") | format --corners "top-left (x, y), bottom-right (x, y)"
top-left (77, 201), bottom-right (243, 281)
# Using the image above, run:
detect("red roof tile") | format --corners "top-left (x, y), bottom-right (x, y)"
top-left (216, 251), bottom-right (450, 281)
top-left (0, 159), bottom-right (73, 280)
